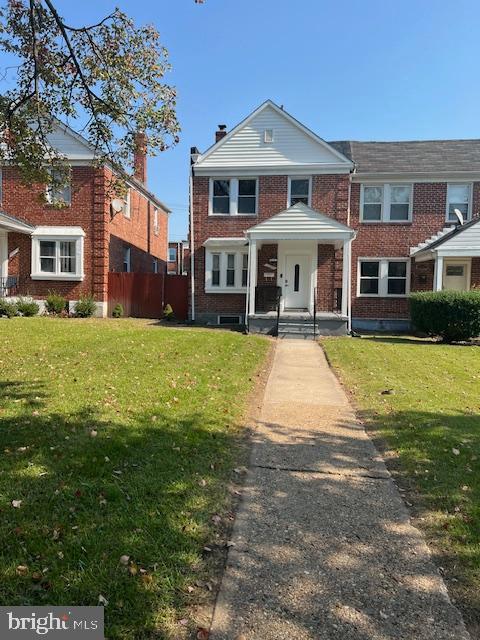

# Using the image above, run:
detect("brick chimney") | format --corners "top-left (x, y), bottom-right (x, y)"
top-left (215, 124), bottom-right (227, 143)
top-left (133, 132), bottom-right (147, 184)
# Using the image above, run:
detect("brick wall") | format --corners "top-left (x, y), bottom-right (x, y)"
top-left (2, 165), bottom-right (167, 304)
top-left (350, 181), bottom-right (480, 318)
top-left (317, 244), bottom-right (335, 312)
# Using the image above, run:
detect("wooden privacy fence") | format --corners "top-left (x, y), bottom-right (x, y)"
top-left (164, 275), bottom-right (189, 320)
top-left (108, 272), bottom-right (189, 320)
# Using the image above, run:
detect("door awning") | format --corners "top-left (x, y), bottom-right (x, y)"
top-left (245, 202), bottom-right (356, 244)
top-left (0, 210), bottom-right (35, 234)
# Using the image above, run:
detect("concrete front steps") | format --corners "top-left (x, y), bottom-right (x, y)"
top-left (249, 312), bottom-right (348, 338)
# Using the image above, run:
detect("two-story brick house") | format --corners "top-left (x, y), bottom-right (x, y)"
top-left (189, 100), bottom-right (480, 334)
top-left (0, 124), bottom-right (169, 315)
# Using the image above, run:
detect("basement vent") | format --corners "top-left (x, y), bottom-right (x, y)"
top-left (218, 315), bottom-right (241, 325)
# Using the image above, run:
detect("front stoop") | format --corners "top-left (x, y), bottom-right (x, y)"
top-left (249, 313), bottom-right (348, 338)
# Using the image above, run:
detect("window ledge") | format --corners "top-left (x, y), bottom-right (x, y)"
top-left (208, 214), bottom-right (258, 218)
top-left (360, 220), bottom-right (412, 225)
top-left (31, 274), bottom-right (85, 281)
top-left (358, 294), bottom-right (408, 299)
top-left (205, 287), bottom-right (247, 294)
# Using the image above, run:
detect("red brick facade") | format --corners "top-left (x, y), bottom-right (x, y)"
top-left (191, 173), bottom-right (480, 324)
top-left (2, 164), bottom-right (168, 311)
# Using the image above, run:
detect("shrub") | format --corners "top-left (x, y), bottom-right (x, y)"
top-left (74, 295), bottom-right (97, 318)
top-left (112, 303), bottom-right (124, 318)
top-left (16, 297), bottom-right (39, 317)
top-left (45, 291), bottom-right (67, 315)
top-left (409, 290), bottom-right (480, 343)
top-left (163, 303), bottom-right (174, 321)
top-left (0, 299), bottom-right (18, 318)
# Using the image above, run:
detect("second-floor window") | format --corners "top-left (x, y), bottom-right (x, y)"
top-left (288, 178), bottom-right (311, 206)
top-left (446, 183), bottom-right (471, 222)
top-left (210, 178), bottom-right (258, 215)
top-left (361, 184), bottom-right (412, 222)
top-left (168, 247), bottom-right (177, 262)
top-left (46, 169), bottom-right (71, 206)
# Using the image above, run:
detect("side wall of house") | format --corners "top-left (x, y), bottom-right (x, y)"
top-left (108, 175), bottom-right (168, 274)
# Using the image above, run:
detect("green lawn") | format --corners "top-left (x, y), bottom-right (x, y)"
top-left (0, 318), bottom-right (269, 638)
top-left (323, 336), bottom-right (480, 631)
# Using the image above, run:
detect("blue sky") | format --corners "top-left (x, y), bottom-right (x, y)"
top-left (19, 1), bottom-right (480, 237)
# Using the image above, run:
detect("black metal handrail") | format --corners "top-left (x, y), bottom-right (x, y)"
top-left (0, 276), bottom-right (19, 298)
top-left (313, 287), bottom-right (318, 339)
top-left (255, 284), bottom-right (281, 313)
top-left (275, 288), bottom-right (282, 337)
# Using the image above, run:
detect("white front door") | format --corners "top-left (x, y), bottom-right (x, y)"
top-left (284, 254), bottom-right (310, 309)
top-left (443, 260), bottom-right (470, 291)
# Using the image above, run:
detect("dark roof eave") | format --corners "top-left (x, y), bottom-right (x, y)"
top-left (414, 216), bottom-right (480, 255)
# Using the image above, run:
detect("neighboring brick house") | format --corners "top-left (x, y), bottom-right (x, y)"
top-left (189, 100), bottom-right (480, 334)
top-left (0, 124), bottom-right (169, 315)
top-left (167, 240), bottom-right (189, 275)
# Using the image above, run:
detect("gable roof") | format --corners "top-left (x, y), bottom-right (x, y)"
top-left (411, 216), bottom-right (480, 258)
top-left (246, 202), bottom-right (355, 242)
top-left (194, 100), bottom-right (353, 172)
top-left (329, 139), bottom-right (480, 175)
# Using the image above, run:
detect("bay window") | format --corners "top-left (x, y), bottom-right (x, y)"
top-left (358, 258), bottom-right (409, 297)
top-left (446, 183), bottom-right (471, 222)
top-left (31, 227), bottom-right (84, 280)
top-left (361, 184), bottom-right (412, 222)
top-left (210, 178), bottom-right (257, 215)
top-left (206, 249), bottom-right (248, 292)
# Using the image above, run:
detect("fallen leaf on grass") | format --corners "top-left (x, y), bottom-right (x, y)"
top-left (98, 594), bottom-right (108, 606)
top-left (452, 448), bottom-right (460, 456)
top-left (197, 628), bottom-right (209, 640)
top-left (119, 555), bottom-right (130, 566)
top-left (16, 565), bottom-right (28, 576)
top-left (179, 618), bottom-right (189, 626)
top-left (11, 500), bottom-right (22, 508)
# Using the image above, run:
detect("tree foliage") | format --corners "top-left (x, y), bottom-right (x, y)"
top-left (0, 0), bottom-right (179, 191)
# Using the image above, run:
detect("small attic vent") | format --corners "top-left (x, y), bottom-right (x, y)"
top-left (264, 128), bottom-right (274, 143)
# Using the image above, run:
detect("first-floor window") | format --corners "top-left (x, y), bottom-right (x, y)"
top-left (226, 254), bottom-right (235, 286)
top-left (152, 259), bottom-right (158, 273)
top-left (123, 247), bottom-right (131, 273)
top-left (206, 250), bottom-right (248, 291)
top-left (212, 253), bottom-right (220, 286)
top-left (358, 258), bottom-right (408, 297)
top-left (32, 230), bottom-right (84, 280)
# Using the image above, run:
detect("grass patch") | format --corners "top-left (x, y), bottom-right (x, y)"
top-left (0, 318), bottom-right (269, 638)
top-left (322, 335), bottom-right (480, 630)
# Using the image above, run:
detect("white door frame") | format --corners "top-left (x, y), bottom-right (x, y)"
top-left (277, 240), bottom-right (316, 313)
top-left (442, 257), bottom-right (471, 291)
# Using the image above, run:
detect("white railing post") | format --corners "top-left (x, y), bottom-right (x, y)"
top-left (341, 239), bottom-right (351, 317)
top-left (434, 255), bottom-right (444, 291)
top-left (248, 239), bottom-right (257, 316)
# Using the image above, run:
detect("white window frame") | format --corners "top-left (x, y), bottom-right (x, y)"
top-left (123, 189), bottom-right (131, 219)
top-left (45, 169), bottom-right (72, 206)
top-left (264, 129), bottom-right (274, 143)
top-left (153, 208), bottom-right (159, 235)
top-left (209, 178), bottom-right (258, 216)
top-left (31, 227), bottom-right (85, 281)
top-left (288, 176), bottom-right (312, 207)
top-left (205, 249), bottom-right (249, 293)
top-left (357, 257), bottom-right (410, 298)
top-left (123, 246), bottom-right (131, 273)
top-left (360, 184), bottom-right (413, 223)
top-left (445, 183), bottom-right (472, 223)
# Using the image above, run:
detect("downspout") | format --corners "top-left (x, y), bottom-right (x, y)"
top-left (245, 236), bottom-right (251, 333)
top-left (189, 168), bottom-right (195, 322)
top-left (347, 160), bottom-right (356, 333)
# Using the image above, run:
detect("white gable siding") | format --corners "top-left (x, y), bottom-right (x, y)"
top-left (197, 105), bottom-right (347, 169)
top-left (438, 221), bottom-right (480, 254)
top-left (46, 126), bottom-right (94, 160)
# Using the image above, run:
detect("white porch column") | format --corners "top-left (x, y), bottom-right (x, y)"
top-left (434, 255), bottom-right (444, 291)
top-left (248, 239), bottom-right (257, 316)
top-left (341, 239), bottom-right (351, 317)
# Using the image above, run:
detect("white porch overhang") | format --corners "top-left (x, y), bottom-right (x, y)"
top-left (244, 202), bottom-right (356, 246)
top-left (0, 210), bottom-right (35, 234)
top-left (203, 237), bottom-right (247, 248)
top-left (410, 216), bottom-right (480, 290)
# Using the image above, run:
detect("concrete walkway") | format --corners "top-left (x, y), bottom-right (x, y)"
top-left (210, 340), bottom-right (470, 640)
